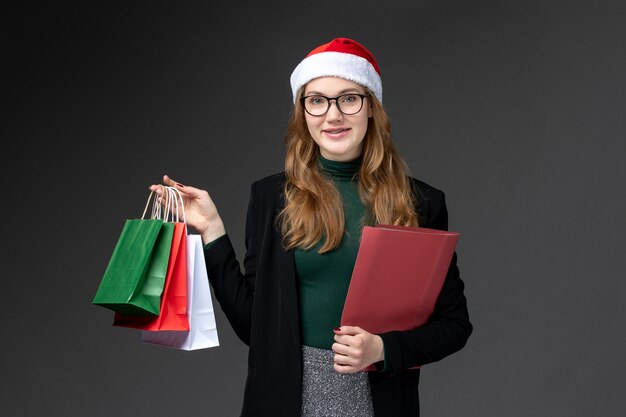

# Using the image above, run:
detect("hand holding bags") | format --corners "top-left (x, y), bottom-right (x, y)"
top-left (92, 190), bottom-right (174, 316)
top-left (95, 185), bottom-right (219, 351)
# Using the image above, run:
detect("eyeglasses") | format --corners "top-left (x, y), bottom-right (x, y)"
top-left (300, 93), bottom-right (368, 116)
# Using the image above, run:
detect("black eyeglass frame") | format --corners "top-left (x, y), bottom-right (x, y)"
top-left (300, 93), bottom-right (368, 116)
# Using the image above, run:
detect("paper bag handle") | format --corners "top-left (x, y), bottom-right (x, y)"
top-left (141, 185), bottom-right (166, 220)
top-left (139, 185), bottom-right (186, 224)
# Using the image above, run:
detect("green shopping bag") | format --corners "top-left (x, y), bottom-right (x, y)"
top-left (92, 190), bottom-right (174, 316)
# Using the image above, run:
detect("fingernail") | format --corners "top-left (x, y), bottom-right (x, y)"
top-left (176, 183), bottom-right (185, 187)
top-left (333, 327), bottom-right (341, 332)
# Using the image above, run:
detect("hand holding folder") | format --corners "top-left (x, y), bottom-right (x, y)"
top-left (340, 225), bottom-right (459, 371)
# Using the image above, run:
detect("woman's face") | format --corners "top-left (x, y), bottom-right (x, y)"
top-left (303, 77), bottom-right (372, 162)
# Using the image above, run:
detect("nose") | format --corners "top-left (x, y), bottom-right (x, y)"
top-left (325, 99), bottom-right (343, 121)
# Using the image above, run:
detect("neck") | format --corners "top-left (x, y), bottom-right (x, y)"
top-left (318, 155), bottom-right (361, 182)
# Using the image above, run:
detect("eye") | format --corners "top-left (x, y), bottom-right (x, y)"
top-left (340, 94), bottom-right (359, 103)
top-left (306, 96), bottom-right (326, 106)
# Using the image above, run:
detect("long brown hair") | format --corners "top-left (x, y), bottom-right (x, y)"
top-left (278, 88), bottom-right (418, 253)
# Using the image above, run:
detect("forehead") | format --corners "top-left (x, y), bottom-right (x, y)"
top-left (304, 77), bottom-right (365, 94)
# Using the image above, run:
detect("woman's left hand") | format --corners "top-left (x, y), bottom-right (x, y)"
top-left (331, 326), bottom-right (385, 373)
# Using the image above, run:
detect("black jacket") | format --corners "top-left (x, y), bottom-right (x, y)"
top-left (205, 173), bottom-right (472, 416)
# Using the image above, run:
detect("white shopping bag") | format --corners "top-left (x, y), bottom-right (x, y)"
top-left (141, 234), bottom-right (220, 350)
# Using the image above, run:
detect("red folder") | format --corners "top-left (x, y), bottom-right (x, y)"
top-left (340, 224), bottom-right (459, 371)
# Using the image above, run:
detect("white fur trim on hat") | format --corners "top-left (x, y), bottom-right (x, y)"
top-left (290, 51), bottom-right (383, 103)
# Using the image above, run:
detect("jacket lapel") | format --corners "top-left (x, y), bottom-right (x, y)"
top-left (272, 179), bottom-right (302, 351)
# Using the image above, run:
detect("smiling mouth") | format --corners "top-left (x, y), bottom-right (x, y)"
top-left (323, 128), bottom-right (350, 134)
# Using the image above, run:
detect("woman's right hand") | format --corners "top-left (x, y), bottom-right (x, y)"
top-left (149, 174), bottom-right (226, 245)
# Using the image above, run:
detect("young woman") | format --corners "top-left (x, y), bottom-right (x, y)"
top-left (150, 38), bottom-right (472, 417)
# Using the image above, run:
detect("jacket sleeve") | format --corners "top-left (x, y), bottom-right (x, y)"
top-left (203, 181), bottom-right (260, 346)
top-left (378, 188), bottom-right (473, 374)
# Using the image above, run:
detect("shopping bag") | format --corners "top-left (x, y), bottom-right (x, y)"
top-left (141, 234), bottom-right (220, 350)
top-left (113, 221), bottom-right (190, 330)
top-left (92, 191), bottom-right (173, 316)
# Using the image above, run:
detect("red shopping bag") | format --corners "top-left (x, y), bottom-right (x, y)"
top-left (113, 222), bottom-right (189, 331)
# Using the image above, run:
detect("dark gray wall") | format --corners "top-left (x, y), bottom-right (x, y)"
top-left (4, 1), bottom-right (625, 416)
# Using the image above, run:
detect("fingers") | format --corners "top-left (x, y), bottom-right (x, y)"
top-left (332, 348), bottom-right (358, 373)
top-left (331, 336), bottom-right (365, 360)
top-left (149, 177), bottom-right (187, 197)
top-left (147, 175), bottom-right (181, 190)
top-left (158, 175), bottom-right (209, 200)
top-left (332, 346), bottom-right (361, 374)
top-left (331, 341), bottom-right (354, 356)
top-left (332, 329), bottom-right (365, 374)
top-left (332, 326), bottom-right (365, 349)
top-left (334, 361), bottom-right (358, 374)
top-left (333, 333), bottom-right (365, 348)
top-left (331, 326), bottom-right (383, 373)
top-left (333, 326), bottom-right (363, 336)
top-left (152, 175), bottom-right (181, 193)
top-left (147, 178), bottom-right (184, 210)
top-left (162, 175), bottom-right (177, 186)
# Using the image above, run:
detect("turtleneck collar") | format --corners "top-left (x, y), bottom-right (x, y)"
top-left (319, 155), bottom-right (361, 182)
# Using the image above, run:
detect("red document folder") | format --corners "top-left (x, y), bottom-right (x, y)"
top-left (340, 224), bottom-right (460, 371)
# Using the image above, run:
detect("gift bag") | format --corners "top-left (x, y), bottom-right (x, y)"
top-left (92, 191), bottom-right (173, 316)
top-left (141, 234), bottom-right (220, 350)
top-left (113, 187), bottom-right (190, 331)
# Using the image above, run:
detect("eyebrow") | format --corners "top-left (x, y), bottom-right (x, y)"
top-left (304, 88), bottom-right (364, 96)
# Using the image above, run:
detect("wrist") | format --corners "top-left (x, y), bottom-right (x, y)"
top-left (200, 218), bottom-right (226, 245)
top-left (374, 335), bottom-right (385, 362)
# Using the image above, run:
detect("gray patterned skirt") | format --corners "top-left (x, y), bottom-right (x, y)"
top-left (301, 345), bottom-right (374, 417)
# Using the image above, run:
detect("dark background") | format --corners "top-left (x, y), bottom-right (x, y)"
top-left (4, 1), bottom-right (625, 416)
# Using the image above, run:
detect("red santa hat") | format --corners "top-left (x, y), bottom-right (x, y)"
top-left (290, 38), bottom-right (383, 103)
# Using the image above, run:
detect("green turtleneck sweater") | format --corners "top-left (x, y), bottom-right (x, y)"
top-left (295, 156), bottom-right (369, 349)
